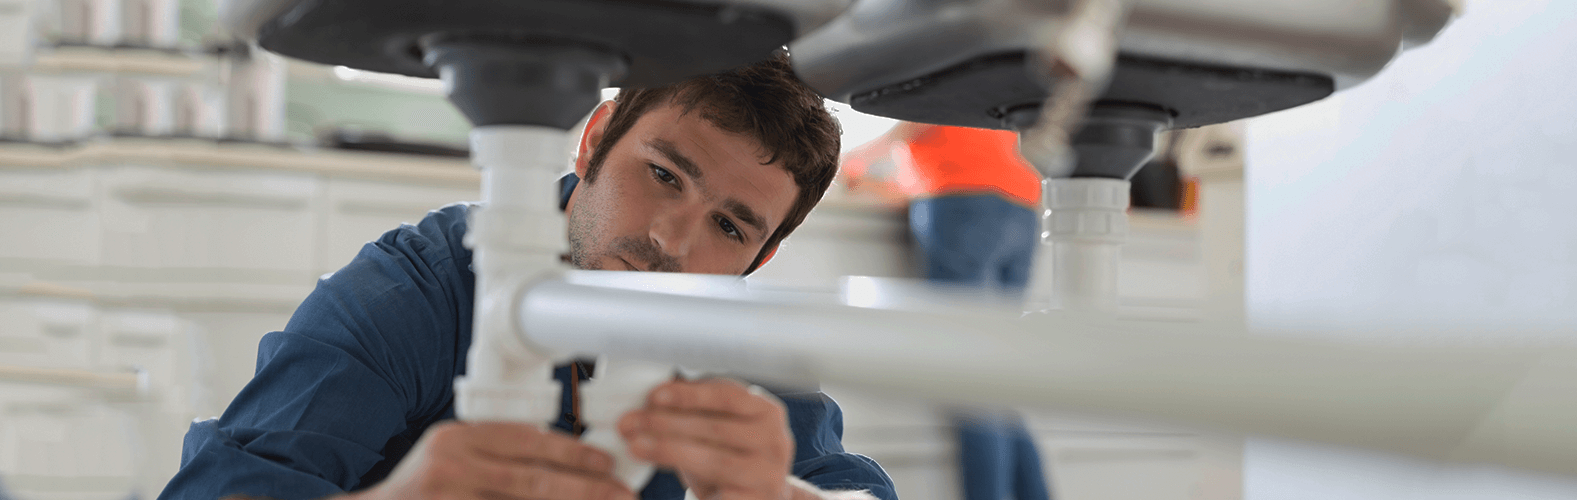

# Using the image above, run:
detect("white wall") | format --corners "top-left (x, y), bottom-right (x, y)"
top-left (1245, 0), bottom-right (1577, 497)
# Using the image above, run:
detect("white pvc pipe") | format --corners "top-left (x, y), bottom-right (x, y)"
top-left (1025, 177), bottom-right (1131, 313)
top-left (1051, 177), bottom-right (1129, 311)
top-left (461, 126), bottom-right (674, 490)
top-left (577, 358), bottom-right (670, 488)
top-left (516, 272), bottom-right (1577, 478)
top-left (454, 125), bottom-right (570, 423)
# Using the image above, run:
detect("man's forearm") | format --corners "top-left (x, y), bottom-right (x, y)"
top-left (786, 476), bottom-right (882, 500)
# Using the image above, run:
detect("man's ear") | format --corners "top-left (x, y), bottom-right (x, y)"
top-left (575, 100), bottom-right (617, 179)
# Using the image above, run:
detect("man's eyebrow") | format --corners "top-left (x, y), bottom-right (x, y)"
top-left (647, 137), bottom-right (769, 240)
top-left (648, 138), bottom-right (704, 183)
top-left (723, 198), bottom-right (769, 240)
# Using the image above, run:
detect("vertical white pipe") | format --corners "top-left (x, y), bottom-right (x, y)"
top-left (463, 125), bottom-right (666, 491)
top-left (1026, 177), bottom-right (1130, 313)
top-left (1049, 177), bottom-right (1129, 311)
top-left (454, 125), bottom-right (569, 423)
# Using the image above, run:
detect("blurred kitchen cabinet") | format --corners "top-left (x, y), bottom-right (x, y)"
top-left (0, 137), bottom-right (478, 498)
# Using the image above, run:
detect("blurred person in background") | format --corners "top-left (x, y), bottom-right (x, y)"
top-left (842, 123), bottom-right (1051, 500)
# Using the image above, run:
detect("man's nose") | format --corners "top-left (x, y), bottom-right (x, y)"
top-left (648, 206), bottom-right (705, 261)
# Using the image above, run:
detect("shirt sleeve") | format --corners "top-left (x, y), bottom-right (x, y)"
top-left (158, 204), bottom-right (475, 500)
top-left (781, 392), bottom-right (899, 500)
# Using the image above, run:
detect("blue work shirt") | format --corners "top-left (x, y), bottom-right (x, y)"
top-left (158, 203), bottom-right (896, 500)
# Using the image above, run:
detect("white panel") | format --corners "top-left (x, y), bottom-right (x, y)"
top-left (0, 298), bottom-right (98, 370)
top-left (1245, 0), bottom-right (1577, 497)
top-left (0, 167), bottom-right (99, 266)
top-left (0, 402), bottom-right (139, 500)
top-left (1248, 0), bottom-right (1577, 331)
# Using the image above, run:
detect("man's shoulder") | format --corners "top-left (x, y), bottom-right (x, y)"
top-left (419, 202), bottom-right (476, 237)
top-left (432, 201), bottom-right (477, 219)
top-left (385, 202), bottom-right (476, 268)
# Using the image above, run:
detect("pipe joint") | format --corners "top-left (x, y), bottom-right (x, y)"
top-left (465, 206), bottom-right (566, 255)
top-left (1044, 177), bottom-right (1130, 244)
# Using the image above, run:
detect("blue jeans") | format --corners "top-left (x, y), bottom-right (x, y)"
top-left (911, 194), bottom-right (1051, 500)
top-left (955, 414), bottom-right (1052, 500)
top-left (909, 194), bottom-right (1039, 290)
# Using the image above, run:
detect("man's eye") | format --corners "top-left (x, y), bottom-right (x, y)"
top-left (716, 216), bottom-right (743, 241)
top-left (650, 165), bottom-right (678, 185)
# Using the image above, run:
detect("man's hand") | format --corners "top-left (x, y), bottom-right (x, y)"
top-left (618, 379), bottom-right (803, 500)
top-left (346, 421), bottom-right (635, 500)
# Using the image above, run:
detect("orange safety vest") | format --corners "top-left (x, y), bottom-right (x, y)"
top-left (843, 124), bottom-right (1042, 208)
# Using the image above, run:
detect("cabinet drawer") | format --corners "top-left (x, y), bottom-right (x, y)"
top-left (0, 298), bottom-right (96, 370)
top-left (320, 177), bottom-right (476, 273)
top-left (0, 168), bottom-right (99, 267)
top-left (97, 165), bottom-right (320, 273)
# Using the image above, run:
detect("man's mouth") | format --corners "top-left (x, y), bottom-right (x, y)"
top-left (618, 257), bottom-right (640, 272)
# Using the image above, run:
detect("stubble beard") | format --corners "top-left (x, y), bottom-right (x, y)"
top-left (566, 199), bottom-right (601, 270)
top-left (564, 175), bottom-right (682, 273)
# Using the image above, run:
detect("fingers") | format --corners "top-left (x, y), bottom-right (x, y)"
top-left (620, 409), bottom-right (774, 454)
top-left (451, 421), bottom-right (615, 474)
top-left (645, 379), bottom-right (784, 418)
top-left (417, 421), bottom-right (635, 500)
top-left (468, 457), bottom-right (631, 500)
top-left (618, 380), bottom-right (794, 495)
top-left (625, 432), bottom-right (761, 481)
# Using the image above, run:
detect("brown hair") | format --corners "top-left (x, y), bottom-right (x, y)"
top-left (583, 51), bottom-right (841, 274)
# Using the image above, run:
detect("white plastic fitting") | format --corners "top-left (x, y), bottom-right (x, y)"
top-left (578, 358), bottom-right (673, 489)
top-left (458, 125), bottom-right (685, 490)
top-left (1026, 177), bottom-right (1130, 313)
top-left (455, 125), bottom-right (572, 423)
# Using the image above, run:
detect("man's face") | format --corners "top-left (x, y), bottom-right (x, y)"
top-left (567, 102), bottom-right (797, 275)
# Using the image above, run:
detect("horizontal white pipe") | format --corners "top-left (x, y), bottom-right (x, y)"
top-left (517, 272), bottom-right (1577, 477)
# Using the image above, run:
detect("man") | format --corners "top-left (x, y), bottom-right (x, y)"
top-left (160, 54), bottom-right (895, 500)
